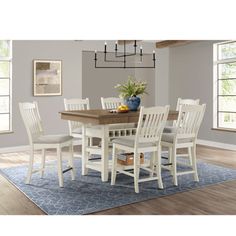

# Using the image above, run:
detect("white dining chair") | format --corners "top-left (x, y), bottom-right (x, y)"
top-left (161, 104), bottom-right (206, 186)
top-left (64, 97), bottom-right (105, 162)
top-left (176, 98), bottom-right (200, 109)
top-left (101, 97), bottom-right (123, 110)
top-left (164, 98), bottom-right (200, 133)
top-left (64, 98), bottom-right (92, 156)
top-left (163, 98), bottom-right (200, 166)
top-left (111, 105), bottom-right (170, 193)
top-left (19, 101), bottom-right (75, 187)
top-left (64, 98), bottom-right (90, 138)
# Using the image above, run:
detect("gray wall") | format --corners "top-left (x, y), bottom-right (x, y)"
top-left (0, 40), bottom-right (83, 148)
top-left (169, 41), bottom-right (236, 145)
top-left (155, 48), bottom-right (169, 106)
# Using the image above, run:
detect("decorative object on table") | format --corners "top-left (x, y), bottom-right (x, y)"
top-left (115, 76), bottom-right (147, 111)
top-left (125, 96), bottom-right (141, 111)
top-left (117, 104), bottom-right (129, 113)
top-left (33, 60), bottom-right (62, 96)
top-left (94, 40), bottom-right (156, 69)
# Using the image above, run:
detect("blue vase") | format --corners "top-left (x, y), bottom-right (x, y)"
top-left (125, 96), bottom-right (141, 111)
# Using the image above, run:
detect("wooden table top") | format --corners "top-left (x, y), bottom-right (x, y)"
top-left (60, 109), bottom-right (178, 125)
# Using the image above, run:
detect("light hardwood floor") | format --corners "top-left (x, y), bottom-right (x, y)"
top-left (0, 145), bottom-right (236, 215)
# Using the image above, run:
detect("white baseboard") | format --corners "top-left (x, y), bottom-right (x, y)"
top-left (0, 145), bottom-right (30, 154)
top-left (197, 139), bottom-right (236, 151)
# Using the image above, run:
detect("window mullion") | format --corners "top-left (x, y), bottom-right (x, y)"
top-left (0, 40), bottom-right (12, 133)
top-left (214, 58), bottom-right (236, 64)
top-left (215, 41), bottom-right (236, 130)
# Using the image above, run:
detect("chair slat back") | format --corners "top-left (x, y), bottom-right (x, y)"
top-left (101, 97), bottom-right (123, 110)
top-left (176, 104), bottom-right (206, 139)
top-left (19, 102), bottom-right (43, 144)
top-left (173, 98), bottom-right (200, 126)
top-left (64, 98), bottom-right (90, 134)
top-left (136, 106), bottom-right (169, 144)
top-left (176, 98), bottom-right (200, 111)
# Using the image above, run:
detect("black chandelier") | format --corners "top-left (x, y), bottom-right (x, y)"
top-left (94, 40), bottom-right (156, 69)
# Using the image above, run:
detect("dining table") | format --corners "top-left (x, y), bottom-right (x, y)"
top-left (60, 109), bottom-right (178, 182)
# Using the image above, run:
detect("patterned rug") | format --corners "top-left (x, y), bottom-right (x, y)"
top-left (1, 156), bottom-right (236, 215)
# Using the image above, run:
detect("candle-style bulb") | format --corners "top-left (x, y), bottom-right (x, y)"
top-left (153, 50), bottom-right (155, 60)
top-left (94, 50), bottom-right (97, 60)
top-left (104, 42), bottom-right (107, 53)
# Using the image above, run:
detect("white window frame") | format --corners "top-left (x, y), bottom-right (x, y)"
top-left (213, 40), bottom-right (236, 131)
top-left (0, 40), bottom-right (12, 134)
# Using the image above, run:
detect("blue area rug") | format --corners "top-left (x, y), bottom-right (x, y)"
top-left (1, 156), bottom-right (236, 215)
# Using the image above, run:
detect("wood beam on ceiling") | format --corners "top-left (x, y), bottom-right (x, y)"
top-left (155, 40), bottom-right (193, 48)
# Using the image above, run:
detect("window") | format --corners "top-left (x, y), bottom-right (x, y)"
top-left (0, 40), bottom-right (12, 133)
top-left (213, 41), bottom-right (236, 130)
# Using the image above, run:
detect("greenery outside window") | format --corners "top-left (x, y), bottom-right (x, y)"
top-left (0, 40), bottom-right (12, 133)
top-left (213, 41), bottom-right (236, 130)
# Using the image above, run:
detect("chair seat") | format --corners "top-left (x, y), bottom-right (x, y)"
top-left (34, 134), bottom-right (73, 144)
top-left (112, 137), bottom-right (156, 148)
top-left (163, 126), bottom-right (176, 133)
top-left (161, 133), bottom-right (193, 144)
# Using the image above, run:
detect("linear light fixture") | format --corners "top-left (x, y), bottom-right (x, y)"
top-left (94, 40), bottom-right (156, 69)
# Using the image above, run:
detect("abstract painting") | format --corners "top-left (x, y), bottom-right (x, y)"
top-left (33, 60), bottom-right (62, 96)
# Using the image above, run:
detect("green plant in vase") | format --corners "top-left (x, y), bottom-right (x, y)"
top-left (115, 76), bottom-right (147, 111)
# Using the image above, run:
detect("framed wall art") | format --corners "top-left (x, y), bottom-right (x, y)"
top-left (33, 60), bottom-right (62, 96)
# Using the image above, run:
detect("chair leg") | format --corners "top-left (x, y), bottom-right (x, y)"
top-left (89, 137), bottom-right (93, 146)
top-left (172, 146), bottom-right (178, 186)
top-left (68, 142), bottom-right (75, 181)
top-left (156, 147), bottom-right (163, 189)
top-left (82, 126), bottom-right (89, 176)
top-left (40, 149), bottom-right (46, 178)
top-left (149, 151), bottom-right (155, 177)
top-left (188, 147), bottom-right (193, 166)
top-left (101, 125), bottom-right (109, 182)
top-left (26, 147), bottom-right (34, 184)
top-left (111, 144), bottom-right (117, 185)
top-left (168, 147), bottom-right (172, 164)
top-left (191, 144), bottom-right (199, 182)
top-left (57, 146), bottom-right (64, 188)
top-left (169, 147), bottom-right (173, 176)
top-left (134, 151), bottom-right (140, 193)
